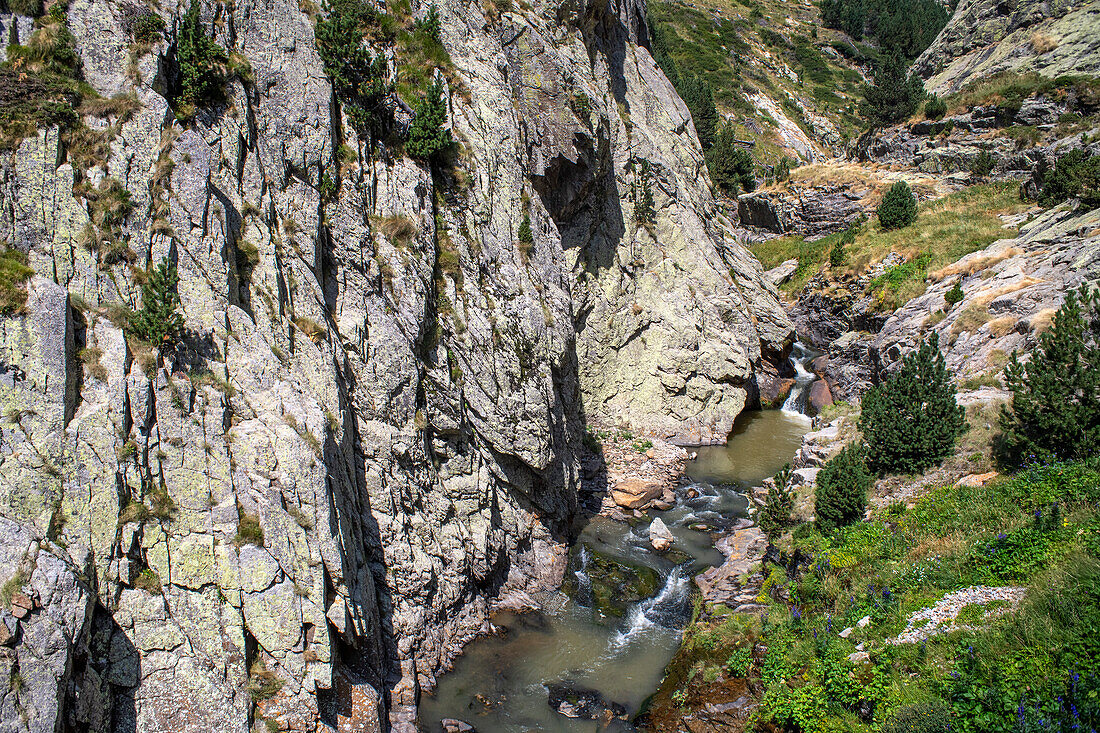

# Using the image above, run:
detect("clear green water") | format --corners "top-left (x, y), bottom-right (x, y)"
top-left (418, 409), bottom-right (811, 733)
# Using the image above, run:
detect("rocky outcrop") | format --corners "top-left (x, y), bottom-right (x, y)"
top-left (875, 201), bottom-right (1100, 381)
top-left (913, 0), bottom-right (1100, 95)
top-left (738, 184), bottom-right (866, 238)
top-left (0, 0), bottom-right (790, 729)
top-left (859, 99), bottom-right (1099, 175)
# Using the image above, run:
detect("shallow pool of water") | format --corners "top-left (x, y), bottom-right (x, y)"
top-left (418, 409), bottom-right (811, 733)
top-left (687, 409), bottom-right (812, 488)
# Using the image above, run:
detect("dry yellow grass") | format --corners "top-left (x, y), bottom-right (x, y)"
top-left (1030, 32), bottom-right (1058, 54)
top-left (929, 247), bottom-right (1022, 281)
top-left (373, 215), bottom-right (419, 248)
top-left (1028, 307), bottom-right (1057, 334)
top-left (987, 316), bottom-right (1019, 338)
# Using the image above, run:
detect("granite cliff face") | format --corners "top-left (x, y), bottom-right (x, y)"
top-left (0, 0), bottom-right (790, 730)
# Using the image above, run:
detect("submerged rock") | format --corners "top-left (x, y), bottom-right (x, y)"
top-left (562, 546), bottom-right (660, 619)
top-left (546, 683), bottom-right (628, 721)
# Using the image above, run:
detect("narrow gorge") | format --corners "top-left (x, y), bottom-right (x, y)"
top-left (1, 0), bottom-right (1098, 728)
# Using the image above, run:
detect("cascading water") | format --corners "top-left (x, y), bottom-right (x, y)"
top-left (574, 546), bottom-right (593, 605)
top-left (609, 567), bottom-right (690, 652)
top-left (782, 341), bottom-right (817, 415)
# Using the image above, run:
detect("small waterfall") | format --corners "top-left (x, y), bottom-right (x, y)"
top-left (574, 546), bottom-right (592, 605)
top-left (608, 567), bottom-right (690, 651)
top-left (782, 342), bottom-right (817, 415)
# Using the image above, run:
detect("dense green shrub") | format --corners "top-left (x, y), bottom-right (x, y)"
top-left (121, 5), bottom-right (166, 44)
top-left (815, 443), bottom-right (872, 532)
top-left (999, 285), bottom-right (1100, 465)
top-left (943, 279), bottom-right (963, 308)
top-left (406, 79), bottom-right (452, 162)
top-left (970, 149), bottom-right (995, 177)
top-left (860, 56), bottom-right (925, 127)
top-left (130, 257), bottom-right (184, 348)
top-left (859, 332), bottom-right (965, 474)
top-left (1036, 149), bottom-right (1100, 208)
top-left (707, 124), bottom-right (755, 196)
top-left (315, 0), bottom-right (391, 139)
top-left (8, 0), bottom-right (43, 16)
top-left (876, 180), bottom-right (917, 230)
top-left (172, 0), bottom-right (227, 118)
top-left (924, 94), bottom-right (946, 120)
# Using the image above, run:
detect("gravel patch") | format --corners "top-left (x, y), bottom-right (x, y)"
top-left (889, 585), bottom-right (1027, 645)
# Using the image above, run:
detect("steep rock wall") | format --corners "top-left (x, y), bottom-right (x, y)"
top-left (0, 0), bottom-right (790, 730)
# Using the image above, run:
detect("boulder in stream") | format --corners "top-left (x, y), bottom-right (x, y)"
top-left (547, 683), bottom-right (628, 721)
top-left (648, 517), bottom-right (675, 552)
top-left (611, 479), bottom-right (665, 509)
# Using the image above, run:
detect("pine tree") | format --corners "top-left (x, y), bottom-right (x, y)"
top-left (173, 0), bottom-right (227, 118)
top-left (131, 257), bottom-right (184, 348)
top-left (859, 332), bottom-right (966, 474)
top-left (761, 463), bottom-right (794, 541)
top-left (315, 0), bottom-right (391, 139)
top-left (860, 56), bottom-right (924, 128)
top-left (517, 213), bottom-right (533, 245)
top-left (815, 443), bottom-right (872, 533)
top-left (407, 79), bottom-right (453, 162)
top-left (829, 239), bottom-right (846, 268)
top-left (680, 73), bottom-right (717, 150)
top-left (877, 180), bottom-right (917, 230)
top-left (706, 124), bottom-right (756, 195)
top-left (998, 286), bottom-right (1100, 465)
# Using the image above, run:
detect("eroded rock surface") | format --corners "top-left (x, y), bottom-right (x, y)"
top-left (914, 0), bottom-right (1100, 95)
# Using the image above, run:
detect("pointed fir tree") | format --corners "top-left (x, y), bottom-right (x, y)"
top-left (407, 79), bottom-right (453, 163)
top-left (680, 73), bottom-right (717, 150)
top-left (815, 443), bottom-right (872, 533)
top-left (860, 55), bottom-right (924, 128)
top-left (998, 285), bottom-right (1100, 466)
top-left (859, 332), bottom-right (965, 474)
top-left (760, 463), bottom-right (794, 541)
top-left (131, 257), bottom-right (184, 348)
top-left (706, 124), bottom-right (756, 196)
